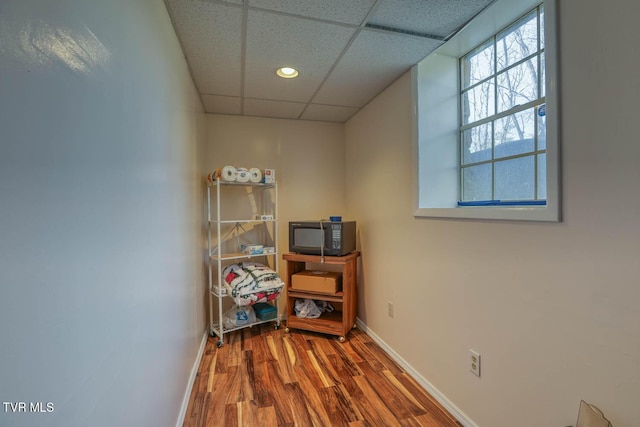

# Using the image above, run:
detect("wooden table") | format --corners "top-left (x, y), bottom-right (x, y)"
top-left (283, 251), bottom-right (360, 342)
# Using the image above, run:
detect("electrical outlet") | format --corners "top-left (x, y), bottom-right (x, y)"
top-left (388, 301), bottom-right (394, 318)
top-left (469, 350), bottom-right (481, 377)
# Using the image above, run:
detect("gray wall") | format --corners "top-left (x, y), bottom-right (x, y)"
top-left (0, 1), bottom-right (206, 426)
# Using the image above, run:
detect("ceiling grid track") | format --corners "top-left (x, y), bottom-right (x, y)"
top-left (296, 28), bottom-right (362, 119)
top-left (297, 0), bottom-right (384, 119)
top-left (239, 0), bottom-right (248, 115)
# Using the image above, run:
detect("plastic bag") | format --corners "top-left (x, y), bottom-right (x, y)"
top-left (294, 299), bottom-right (334, 319)
top-left (223, 305), bottom-right (256, 329)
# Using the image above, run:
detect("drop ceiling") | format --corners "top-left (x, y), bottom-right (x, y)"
top-left (164, 0), bottom-right (495, 123)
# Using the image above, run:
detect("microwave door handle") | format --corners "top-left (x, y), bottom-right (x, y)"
top-left (320, 222), bottom-right (325, 263)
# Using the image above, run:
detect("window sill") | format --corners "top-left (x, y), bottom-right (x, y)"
top-left (457, 200), bottom-right (546, 207)
top-left (414, 204), bottom-right (559, 222)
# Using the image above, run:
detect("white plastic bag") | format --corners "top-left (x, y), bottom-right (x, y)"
top-left (223, 305), bottom-right (256, 329)
top-left (294, 299), bottom-right (334, 319)
top-left (294, 299), bottom-right (321, 318)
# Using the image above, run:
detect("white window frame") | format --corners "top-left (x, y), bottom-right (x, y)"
top-left (413, 0), bottom-right (560, 221)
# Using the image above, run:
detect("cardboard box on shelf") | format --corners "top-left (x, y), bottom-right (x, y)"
top-left (241, 244), bottom-right (263, 255)
top-left (291, 270), bottom-right (342, 294)
top-left (262, 169), bottom-right (275, 183)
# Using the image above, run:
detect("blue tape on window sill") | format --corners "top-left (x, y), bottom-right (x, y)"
top-left (458, 200), bottom-right (547, 207)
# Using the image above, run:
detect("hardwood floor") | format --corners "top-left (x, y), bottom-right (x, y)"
top-left (183, 323), bottom-right (463, 427)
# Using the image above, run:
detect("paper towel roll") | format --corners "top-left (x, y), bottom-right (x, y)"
top-left (249, 168), bottom-right (262, 183)
top-left (235, 167), bottom-right (250, 182)
top-left (210, 165), bottom-right (237, 182)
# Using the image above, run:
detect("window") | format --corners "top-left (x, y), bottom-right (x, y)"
top-left (414, 0), bottom-right (560, 221)
top-left (460, 6), bottom-right (545, 205)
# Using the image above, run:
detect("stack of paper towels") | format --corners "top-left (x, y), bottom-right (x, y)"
top-left (208, 166), bottom-right (273, 183)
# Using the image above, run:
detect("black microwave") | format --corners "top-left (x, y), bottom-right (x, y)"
top-left (289, 221), bottom-right (356, 256)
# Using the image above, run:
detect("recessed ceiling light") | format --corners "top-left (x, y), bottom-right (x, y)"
top-left (276, 67), bottom-right (299, 79)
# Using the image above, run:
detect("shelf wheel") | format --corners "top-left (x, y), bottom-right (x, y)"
top-left (352, 323), bottom-right (357, 329)
top-left (338, 336), bottom-right (346, 343)
top-left (217, 340), bottom-right (224, 348)
top-left (274, 323), bottom-right (280, 330)
top-left (284, 327), bottom-right (290, 334)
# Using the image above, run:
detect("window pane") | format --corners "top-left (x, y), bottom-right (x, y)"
top-left (462, 123), bottom-right (492, 164)
top-left (497, 58), bottom-right (538, 113)
top-left (462, 40), bottom-right (494, 89)
top-left (540, 6), bottom-right (545, 49)
top-left (540, 53), bottom-right (546, 97)
top-left (494, 109), bottom-right (535, 158)
top-left (537, 153), bottom-right (547, 199)
top-left (496, 10), bottom-right (538, 71)
top-left (462, 80), bottom-right (495, 125)
top-left (462, 164), bottom-right (492, 201)
top-left (537, 105), bottom-right (546, 150)
top-left (494, 156), bottom-right (535, 200)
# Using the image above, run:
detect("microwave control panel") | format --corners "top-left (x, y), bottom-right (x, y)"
top-left (331, 225), bottom-right (341, 248)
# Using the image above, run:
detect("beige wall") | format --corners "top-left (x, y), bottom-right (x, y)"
top-left (345, 1), bottom-right (640, 426)
top-left (204, 114), bottom-right (347, 275)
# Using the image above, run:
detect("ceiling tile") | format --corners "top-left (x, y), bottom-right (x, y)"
top-left (248, 0), bottom-right (376, 25)
top-left (165, 0), bottom-right (243, 96)
top-left (202, 95), bottom-right (242, 115)
top-left (368, 0), bottom-right (495, 39)
top-left (244, 10), bottom-right (356, 103)
top-left (314, 29), bottom-right (442, 107)
top-left (300, 104), bottom-right (359, 122)
top-left (244, 98), bottom-right (306, 119)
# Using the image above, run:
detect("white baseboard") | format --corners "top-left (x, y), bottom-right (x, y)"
top-left (175, 331), bottom-right (209, 427)
top-left (355, 318), bottom-right (478, 427)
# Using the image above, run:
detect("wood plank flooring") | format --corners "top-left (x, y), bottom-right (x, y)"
top-left (183, 324), bottom-right (463, 427)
